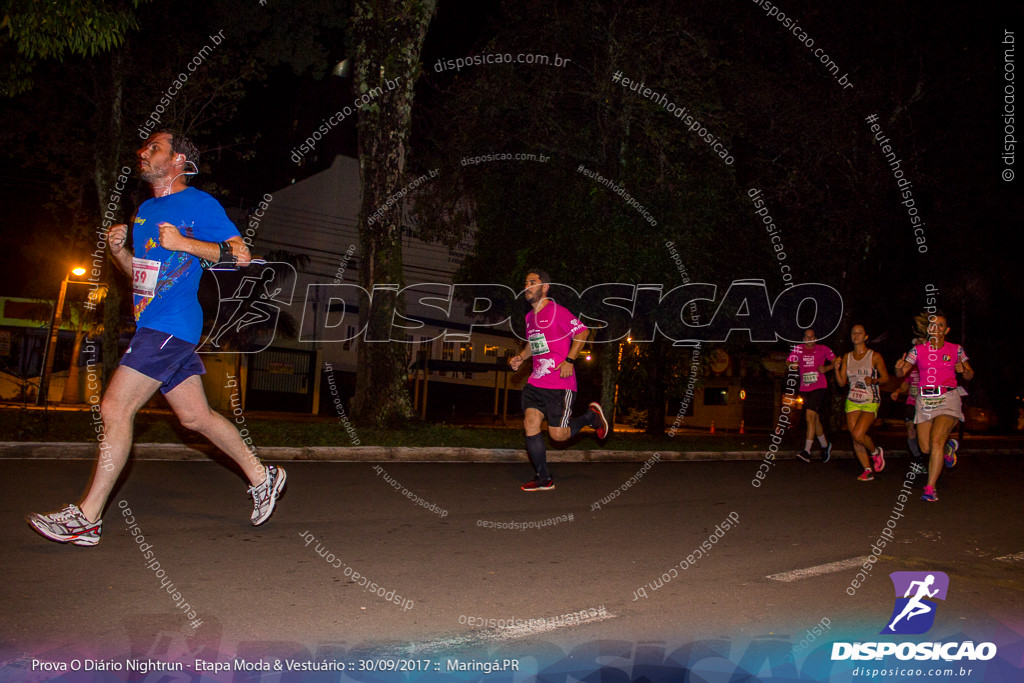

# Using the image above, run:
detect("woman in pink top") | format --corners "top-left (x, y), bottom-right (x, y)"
top-left (895, 313), bottom-right (974, 502)
top-left (788, 328), bottom-right (838, 462)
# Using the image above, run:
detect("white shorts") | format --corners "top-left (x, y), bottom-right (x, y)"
top-left (914, 390), bottom-right (963, 424)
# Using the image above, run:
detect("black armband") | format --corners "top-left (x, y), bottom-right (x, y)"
top-left (219, 241), bottom-right (237, 267)
top-left (202, 241), bottom-right (238, 270)
top-left (199, 242), bottom-right (236, 269)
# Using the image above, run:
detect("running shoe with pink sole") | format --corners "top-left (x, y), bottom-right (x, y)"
top-left (871, 447), bottom-right (885, 472)
top-left (944, 439), bottom-right (959, 468)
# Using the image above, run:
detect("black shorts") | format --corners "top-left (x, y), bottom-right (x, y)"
top-left (521, 383), bottom-right (576, 428)
top-left (800, 388), bottom-right (828, 414)
top-left (904, 401), bottom-right (916, 422)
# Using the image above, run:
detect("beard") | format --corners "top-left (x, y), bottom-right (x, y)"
top-left (139, 158), bottom-right (172, 184)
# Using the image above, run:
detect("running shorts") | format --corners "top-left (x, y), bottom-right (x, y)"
top-left (522, 383), bottom-right (576, 428)
top-left (119, 327), bottom-right (206, 393)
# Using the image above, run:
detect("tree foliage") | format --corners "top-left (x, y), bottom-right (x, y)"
top-left (0, 0), bottom-right (150, 95)
top-left (406, 0), bottom-right (1018, 431)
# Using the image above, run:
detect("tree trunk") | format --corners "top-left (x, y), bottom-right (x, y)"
top-left (93, 48), bottom-right (128, 387)
top-left (600, 342), bottom-right (619, 429)
top-left (349, 0), bottom-right (438, 427)
top-left (644, 337), bottom-right (667, 436)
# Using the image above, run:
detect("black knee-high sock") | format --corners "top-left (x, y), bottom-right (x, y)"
top-left (567, 409), bottom-right (596, 438)
top-left (525, 433), bottom-right (550, 480)
top-left (908, 436), bottom-right (923, 461)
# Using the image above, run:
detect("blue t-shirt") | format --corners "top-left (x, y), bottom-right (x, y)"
top-left (131, 187), bottom-right (239, 344)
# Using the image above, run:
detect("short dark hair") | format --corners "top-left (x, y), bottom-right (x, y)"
top-left (155, 129), bottom-right (200, 183)
top-left (525, 268), bottom-right (550, 283)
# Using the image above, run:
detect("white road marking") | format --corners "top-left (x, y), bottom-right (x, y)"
top-left (766, 556), bottom-right (870, 582)
top-left (995, 552), bottom-right (1024, 562)
top-left (393, 610), bottom-right (616, 657)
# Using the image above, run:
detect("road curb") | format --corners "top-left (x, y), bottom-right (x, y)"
top-left (1, 441), bottom-right (1018, 462)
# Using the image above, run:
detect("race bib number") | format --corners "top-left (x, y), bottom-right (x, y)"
top-left (528, 332), bottom-right (550, 356)
top-left (848, 381), bottom-right (871, 403)
top-left (919, 394), bottom-right (945, 412)
top-left (132, 258), bottom-right (161, 298)
top-left (802, 371), bottom-right (819, 386)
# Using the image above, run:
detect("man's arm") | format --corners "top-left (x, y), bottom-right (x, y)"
top-left (158, 223), bottom-right (252, 266)
top-left (108, 223), bottom-right (134, 276)
top-left (509, 344), bottom-right (532, 371)
top-left (556, 329), bottom-right (588, 378)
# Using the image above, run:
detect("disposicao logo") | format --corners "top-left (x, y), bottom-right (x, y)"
top-left (882, 571), bottom-right (948, 635)
top-left (831, 571), bottom-right (997, 662)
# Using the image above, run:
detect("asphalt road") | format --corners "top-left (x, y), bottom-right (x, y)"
top-left (1, 453), bottom-right (1021, 680)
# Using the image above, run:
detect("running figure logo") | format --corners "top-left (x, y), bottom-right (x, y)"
top-left (881, 571), bottom-right (949, 635)
top-left (531, 357), bottom-right (557, 379)
top-left (199, 262), bottom-right (296, 354)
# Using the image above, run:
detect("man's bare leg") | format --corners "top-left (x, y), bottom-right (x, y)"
top-left (164, 374), bottom-right (285, 525)
top-left (79, 365), bottom-right (163, 523)
top-left (164, 375), bottom-right (265, 485)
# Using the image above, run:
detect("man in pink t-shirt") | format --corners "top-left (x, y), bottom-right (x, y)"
top-left (508, 269), bottom-right (609, 491)
top-left (787, 328), bottom-right (838, 462)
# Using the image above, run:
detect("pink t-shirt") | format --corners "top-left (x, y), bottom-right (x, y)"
top-left (787, 344), bottom-right (836, 391)
top-left (904, 342), bottom-right (968, 389)
top-left (525, 301), bottom-right (587, 391)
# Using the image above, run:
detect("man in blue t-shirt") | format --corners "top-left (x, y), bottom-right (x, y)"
top-left (28, 131), bottom-right (286, 547)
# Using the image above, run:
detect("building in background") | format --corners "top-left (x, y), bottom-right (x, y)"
top-left (231, 155), bottom-right (526, 421)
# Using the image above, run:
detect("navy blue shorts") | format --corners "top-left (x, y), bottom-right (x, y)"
top-left (521, 383), bottom-right (576, 428)
top-left (119, 327), bottom-right (205, 393)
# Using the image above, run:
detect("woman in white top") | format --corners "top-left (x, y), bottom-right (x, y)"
top-left (835, 324), bottom-right (889, 481)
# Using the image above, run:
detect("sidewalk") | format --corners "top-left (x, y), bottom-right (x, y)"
top-left (1, 440), bottom-right (1019, 462)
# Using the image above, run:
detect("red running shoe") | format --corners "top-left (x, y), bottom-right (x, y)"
top-left (589, 402), bottom-right (609, 440)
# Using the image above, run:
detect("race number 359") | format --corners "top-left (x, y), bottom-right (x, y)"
top-left (132, 258), bottom-right (160, 298)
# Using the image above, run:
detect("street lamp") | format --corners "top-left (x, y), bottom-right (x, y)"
top-left (36, 267), bottom-right (89, 406)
